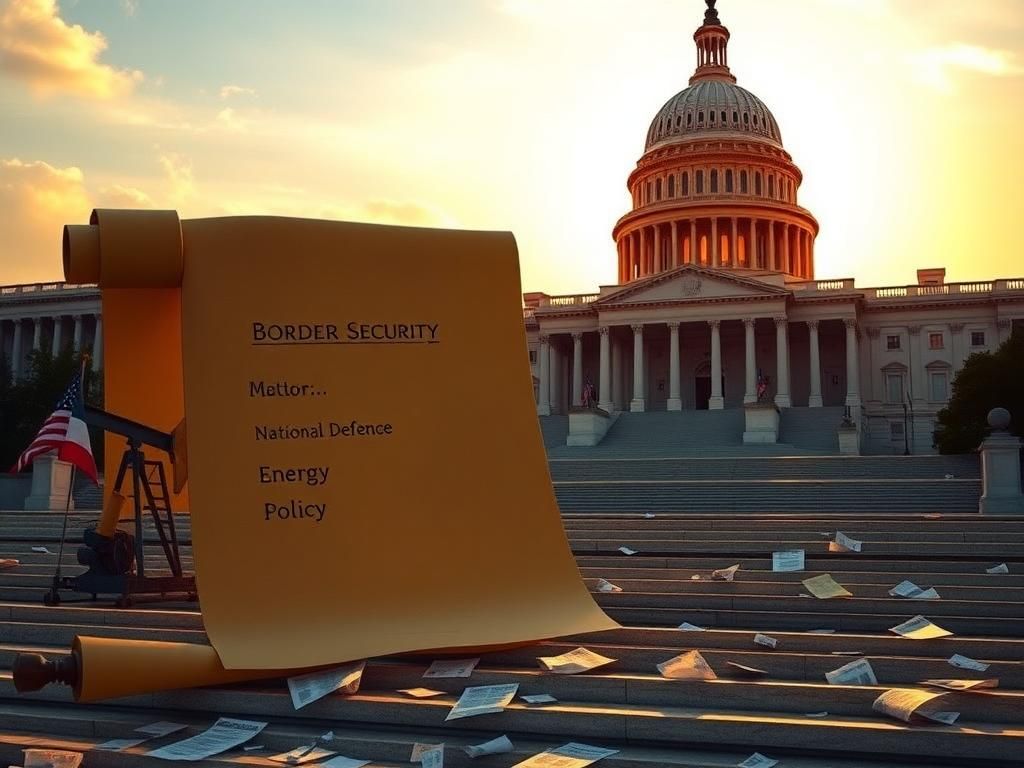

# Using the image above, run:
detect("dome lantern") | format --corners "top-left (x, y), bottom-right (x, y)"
top-left (691, 0), bottom-right (736, 85)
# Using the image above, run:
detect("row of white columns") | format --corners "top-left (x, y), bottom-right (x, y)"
top-left (536, 317), bottom-right (861, 414)
top-left (1, 314), bottom-right (102, 378)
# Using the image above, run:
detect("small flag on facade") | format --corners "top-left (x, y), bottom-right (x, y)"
top-left (12, 371), bottom-right (98, 483)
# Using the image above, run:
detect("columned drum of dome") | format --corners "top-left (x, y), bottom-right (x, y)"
top-left (613, 0), bottom-right (819, 283)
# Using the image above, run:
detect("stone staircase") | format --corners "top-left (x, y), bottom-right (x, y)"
top-left (779, 407), bottom-right (846, 453)
top-left (550, 455), bottom-right (982, 514)
top-left (1, 511), bottom-right (1023, 766)
top-left (545, 409), bottom-right (847, 459)
top-left (72, 475), bottom-right (104, 510)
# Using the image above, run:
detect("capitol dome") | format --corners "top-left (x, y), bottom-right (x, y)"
top-left (645, 80), bottom-right (783, 151)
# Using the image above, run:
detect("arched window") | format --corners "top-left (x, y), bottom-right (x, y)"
top-left (732, 110), bottom-right (738, 124)
top-left (740, 170), bottom-right (748, 193)
top-left (682, 172), bottom-right (689, 196)
top-left (687, 113), bottom-right (693, 127)
top-left (696, 170), bottom-right (704, 194)
top-left (698, 111), bottom-right (705, 125)
top-left (768, 175), bottom-right (775, 198)
top-left (743, 113), bottom-right (749, 125)
top-left (753, 115), bottom-right (759, 126)
top-left (755, 172), bottom-right (762, 196)
top-left (668, 175), bottom-right (675, 197)
top-left (710, 110), bottom-right (716, 124)
top-left (720, 110), bottom-right (726, 123)
top-left (646, 181), bottom-right (652, 203)
top-left (710, 169), bottom-right (718, 193)
top-left (655, 178), bottom-right (662, 201)
top-left (725, 169), bottom-right (733, 192)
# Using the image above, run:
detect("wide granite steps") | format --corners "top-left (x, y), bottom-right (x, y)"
top-left (0, 711), bottom-right (949, 768)
top-left (1, 513), bottom-right (1023, 766)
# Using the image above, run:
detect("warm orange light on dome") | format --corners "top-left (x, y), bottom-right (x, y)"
top-left (612, 0), bottom-right (819, 286)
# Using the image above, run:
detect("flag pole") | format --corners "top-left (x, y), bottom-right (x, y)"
top-left (45, 355), bottom-right (90, 606)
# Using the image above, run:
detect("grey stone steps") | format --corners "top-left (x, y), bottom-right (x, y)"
top-left (0, 708), bottom-right (940, 768)
top-left (549, 456), bottom-right (981, 481)
top-left (568, 538), bottom-right (1021, 556)
top-left (602, 605), bottom-right (1024, 635)
top-left (4, 672), bottom-right (1022, 763)
top-left (568, 529), bottom-right (1024, 543)
top-left (576, 555), bottom-right (1019, 573)
top-left (580, 567), bottom-right (1024, 586)
top-left (581, 577), bottom-right (1023, 601)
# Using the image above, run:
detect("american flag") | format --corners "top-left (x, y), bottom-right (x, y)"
top-left (11, 372), bottom-right (98, 483)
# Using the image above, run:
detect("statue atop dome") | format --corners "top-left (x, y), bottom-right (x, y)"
top-left (704, 0), bottom-right (722, 26)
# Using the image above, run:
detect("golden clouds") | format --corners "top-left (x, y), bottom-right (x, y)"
top-left (0, 158), bottom-right (90, 282)
top-left (909, 43), bottom-right (1023, 92)
top-left (0, 0), bottom-right (143, 98)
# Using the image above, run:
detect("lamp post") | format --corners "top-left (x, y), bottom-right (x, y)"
top-left (901, 401), bottom-right (910, 455)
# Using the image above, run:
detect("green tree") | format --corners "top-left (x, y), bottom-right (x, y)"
top-left (934, 331), bottom-right (1023, 453)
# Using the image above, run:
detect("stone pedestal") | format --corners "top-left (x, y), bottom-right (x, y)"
top-left (838, 423), bottom-right (860, 456)
top-left (24, 454), bottom-right (75, 511)
top-left (567, 408), bottom-right (616, 447)
top-left (979, 408), bottom-right (1024, 514)
top-left (743, 403), bottom-right (779, 444)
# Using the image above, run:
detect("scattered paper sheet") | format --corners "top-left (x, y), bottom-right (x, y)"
top-left (423, 658), bottom-right (479, 679)
top-left (537, 647), bottom-right (615, 674)
top-left (923, 678), bottom-right (998, 691)
top-left (727, 662), bottom-right (767, 678)
top-left (678, 622), bottom-right (707, 632)
top-left (243, 746), bottom-right (264, 752)
top-left (320, 731), bottom-right (334, 742)
top-left (23, 750), bottom-right (83, 768)
top-left (738, 753), bottom-right (779, 768)
top-left (643, 513), bottom-right (656, 519)
top-left (657, 650), bottom-right (717, 680)
top-left (986, 563), bottom-right (1009, 574)
top-left (807, 629), bottom-right (836, 634)
top-left (829, 531), bottom-right (862, 553)
top-left (399, 687), bottom-right (446, 698)
top-left (826, 658), bottom-right (878, 685)
top-left (463, 736), bottom-right (514, 758)
top-left (690, 574), bottom-right (703, 580)
top-left (268, 746), bottom-right (336, 765)
top-left (712, 564), bottom-right (740, 581)
top-left (511, 743), bottom-right (618, 768)
top-left (772, 550), bottom-right (805, 572)
top-left (287, 661), bottom-right (364, 709)
top-left (802, 574), bottom-right (852, 599)
top-left (0, 558), bottom-right (19, 569)
top-left (948, 654), bottom-right (989, 671)
top-left (420, 746), bottom-right (444, 768)
top-left (831, 650), bottom-right (864, 656)
top-left (618, 546), bottom-right (637, 555)
top-left (594, 578), bottom-right (622, 593)
top-left (521, 693), bottom-right (558, 704)
top-left (804, 711), bottom-right (829, 718)
top-left (30, 546), bottom-right (53, 554)
top-left (147, 718), bottom-right (267, 761)
top-left (95, 739), bottom-right (148, 752)
top-left (889, 615), bottom-right (953, 640)
top-left (888, 580), bottom-right (940, 600)
top-left (411, 744), bottom-right (443, 762)
top-left (754, 633), bottom-right (778, 649)
top-left (135, 722), bottom-right (188, 738)
top-left (445, 683), bottom-right (519, 721)
top-left (872, 688), bottom-right (959, 725)
top-left (321, 758), bottom-right (370, 768)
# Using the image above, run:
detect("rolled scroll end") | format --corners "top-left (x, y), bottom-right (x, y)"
top-left (12, 652), bottom-right (79, 694)
top-left (63, 224), bottom-right (101, 283)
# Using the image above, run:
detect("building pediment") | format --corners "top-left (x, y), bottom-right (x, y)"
top-left (594, 265), bottom-right (789, 308)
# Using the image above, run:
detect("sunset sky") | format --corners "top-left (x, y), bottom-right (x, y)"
top-left (1, 0), bottom-right (1022, 293)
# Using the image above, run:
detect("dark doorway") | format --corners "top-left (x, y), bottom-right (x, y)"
top-left (695, 376), bottom-right (711, 409)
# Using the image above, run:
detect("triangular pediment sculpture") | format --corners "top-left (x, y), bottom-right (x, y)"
top-left (595, 265), bottom-right (789, 307)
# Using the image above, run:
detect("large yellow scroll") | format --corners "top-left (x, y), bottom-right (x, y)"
top-left (64, 209), bottom-right (615, 677)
